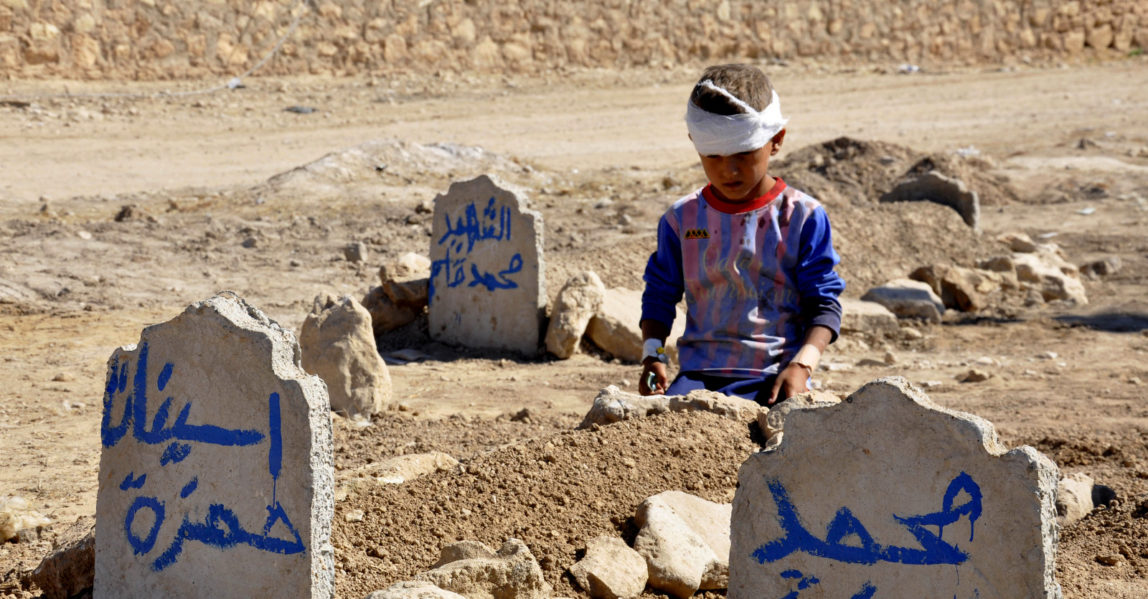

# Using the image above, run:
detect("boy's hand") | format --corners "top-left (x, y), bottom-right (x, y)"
top-left (640, 359), bottom-right (668, 395)
top-left (768, 362), bottom-right (812, 405)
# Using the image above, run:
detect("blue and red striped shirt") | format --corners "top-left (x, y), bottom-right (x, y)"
top-left (641, 178), bottom-right (845, 376)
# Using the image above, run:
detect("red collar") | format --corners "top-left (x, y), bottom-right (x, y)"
top-left (702, 178), bottom-right (787, 214)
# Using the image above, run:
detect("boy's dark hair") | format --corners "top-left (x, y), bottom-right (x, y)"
top-left (690, 64), bottom-right (774, 116)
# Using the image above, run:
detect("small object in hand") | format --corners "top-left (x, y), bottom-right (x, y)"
top-left (645, 371), bottom-right (657, 392)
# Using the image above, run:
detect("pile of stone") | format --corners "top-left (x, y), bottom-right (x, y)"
top-left (862, 231), bottom-right (1096, 321)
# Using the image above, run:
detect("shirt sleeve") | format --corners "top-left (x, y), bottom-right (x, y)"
top-left (794, 206), bottom-right (846, 342)
top-left (641, 215), bottom-right (684, 329)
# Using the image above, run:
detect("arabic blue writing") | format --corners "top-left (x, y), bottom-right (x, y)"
top-left (102, 342), bottom-right (265, 452)
top-left (777, 568), bottom-right (877, 599)
top-left (429, 196), bottom-right (523, 302)
top-left (753, 472), bottom-right (982, 567)
top-left (103, 347), bottom-right (306, 571)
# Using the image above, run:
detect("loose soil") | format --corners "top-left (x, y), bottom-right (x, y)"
top-left (2, 61), bottom-right (1148, 598)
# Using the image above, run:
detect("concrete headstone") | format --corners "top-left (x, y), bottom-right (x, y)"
top-left (730, 377), bottom-right (1060, 598)
top-left (428, 175), bottom-right (545, 355)
top-left (95, 293), bottom-right (334, 598)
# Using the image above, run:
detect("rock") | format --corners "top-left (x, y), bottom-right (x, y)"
top-left (838, 297), bottom-right (899, 336)
top-left (634, 491), bottom-right (731, 599)
top-left (27, 516), bottom-right (93, 599)
top-left (545, 271), bottom-right (606, 359)
top-left (957, 368), bottom-right (992, 383)
top-left (860, 279), bottom-right (945, 322)
top-left (339, 452), bottom-right (458, 494)
top-left (432, 540), bottom-right (498, 568)
top-left (998, 231), bottom-right (1038, 253)
top-left (95, 293), bottom-right (334, 598)
top-left (380, 252), bottom-right (432, 309)
top-left (585, 288), bottom-right (685, 362)
top-left (301, 294), bottom-right (393, 417)
top-left (344, 241), bottom-right (368, 263)
top-left (1056, 472), bottom-right (1095, 527)
top-left (568, 536), bottom-right (648, 599)
top-left (579, 385), bottom-right (762, 428)
top-left (0, 495), bottom-right (51, 542)
top-left (1079, 256), bottom-right (1121, 279)
top-left (730, 377), bottom-right (1060, 598)
top-left (428, 176), bottom-right (545, 356)
top-left (880, 171), bottom-right (980, 231)
top-left (362, 285), bottom-right (423, 334)
top-left (1012, 246), bottom-right (1088, 305)
top-left (755, 391), bottom-right (842, 451)
top-left (416, 538), bottom-right (552, 599)
top-left (366, 580), bottom-right (468, 599)
top-left (910, 264), bottom-right (1000, 312)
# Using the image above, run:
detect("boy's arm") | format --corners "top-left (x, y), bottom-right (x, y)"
top-left (770, 205), bottom-right (845, 404)
top-left (640, 216), bottom-right (683, 395)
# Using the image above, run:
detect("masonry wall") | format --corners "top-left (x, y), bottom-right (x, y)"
top-left (2, 0), bottom-right (1144, 80)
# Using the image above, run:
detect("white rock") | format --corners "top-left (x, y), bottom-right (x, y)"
top-left (1056, 472), bottom-right (1095, 527)
top-left (634, 491), bottom-right (731, 599)
top-left (579, 385), bottom-right (761, 428)
top-left (545, 271), bottom-right (606, 359)
top-left (366, 580), bottom-right (468, 599)
top-left (569, 536), bottom-right (648, 599)
top-left (338, 452), bottom-right (458, 495)
top-left (861, 279), bottom-right (945, 323)
top-left (301, 293), bottom-right (393, 417)
top-left (585, 288), bottom-right (685, 362)
top-left (416, 538), bottom-right (552, 599)
top-left (0, 496), bottom-right (51, 542)
top-left (838, 298), bottom-right (899, 336)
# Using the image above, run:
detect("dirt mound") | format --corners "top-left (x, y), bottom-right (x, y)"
top-left (774, 136), bottom-right (1020, 209)
top-left (331, 410), bottom-right (759, 599)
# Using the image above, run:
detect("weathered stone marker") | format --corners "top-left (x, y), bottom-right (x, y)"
top-left (95, 293), bottom-right (335, 598)
top-left (428, 175), bottom-right (545, 355)
top-left (730, 377), bottom-right (1060, 598)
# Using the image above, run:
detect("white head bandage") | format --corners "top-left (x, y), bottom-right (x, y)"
top-left (685, 80), bottom-right (788, 156)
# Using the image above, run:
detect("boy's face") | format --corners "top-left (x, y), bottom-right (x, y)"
top-left (697, 131), bottom-right (785, 203)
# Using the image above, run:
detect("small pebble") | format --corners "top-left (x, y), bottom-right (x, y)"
top-left (344, 509), bottom-right (365, 523)
top-left (1095, 554), bottom-right (1123, 566)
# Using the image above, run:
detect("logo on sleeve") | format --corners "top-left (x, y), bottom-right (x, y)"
top-left (684, 228), bottom-right (710, 240)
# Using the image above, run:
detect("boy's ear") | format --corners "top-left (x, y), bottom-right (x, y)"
top-left (770, 129), bottom-right (786, 155)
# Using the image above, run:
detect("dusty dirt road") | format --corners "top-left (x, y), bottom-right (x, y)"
top-left (1, 60), bottom-right (1148, 597)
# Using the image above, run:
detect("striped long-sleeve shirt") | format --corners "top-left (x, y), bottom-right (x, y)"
top-left (641, 178), bottom-right (845, 376)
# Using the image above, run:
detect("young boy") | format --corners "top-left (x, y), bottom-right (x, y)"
top-left (639, 64), bottom-right (845, 406)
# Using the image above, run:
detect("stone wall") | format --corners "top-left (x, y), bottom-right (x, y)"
top-left (2, 0), bottom-right (1145, 80)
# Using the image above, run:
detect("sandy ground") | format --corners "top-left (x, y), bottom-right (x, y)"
top-left (1, 60), bottom-right (1148, 597)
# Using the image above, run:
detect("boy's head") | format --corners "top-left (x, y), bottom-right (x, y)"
top-left (690, 64), bottom-right (774, 115)
top-left (686, 64), bottom-right (788, 202)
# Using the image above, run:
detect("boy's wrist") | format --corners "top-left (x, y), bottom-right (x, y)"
top-left (642, 338), bottom-right (669, 364)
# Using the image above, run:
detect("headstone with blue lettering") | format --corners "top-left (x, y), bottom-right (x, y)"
top-left (94, 293), bottom-right (335, 598)
top-left (729, 377), bottom-right (1061, 599)
top-left (428, 175), bottom-right (545, 355)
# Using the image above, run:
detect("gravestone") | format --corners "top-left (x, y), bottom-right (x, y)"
top-left (95, 293), bottom-right (335, 598)
top-left (428, 175), bottom-right (545, 355)
top-left (730, 377), bottom-right (1060, 599)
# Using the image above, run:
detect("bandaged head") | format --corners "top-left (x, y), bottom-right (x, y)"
top-left (685, 79), bottom-right (788, 156)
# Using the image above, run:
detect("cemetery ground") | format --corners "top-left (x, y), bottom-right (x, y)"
top-left (2, 61), bottom-right (1148, 597)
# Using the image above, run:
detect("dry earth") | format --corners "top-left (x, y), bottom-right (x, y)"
top-left (2, 59), bottom-right (1148, 597)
